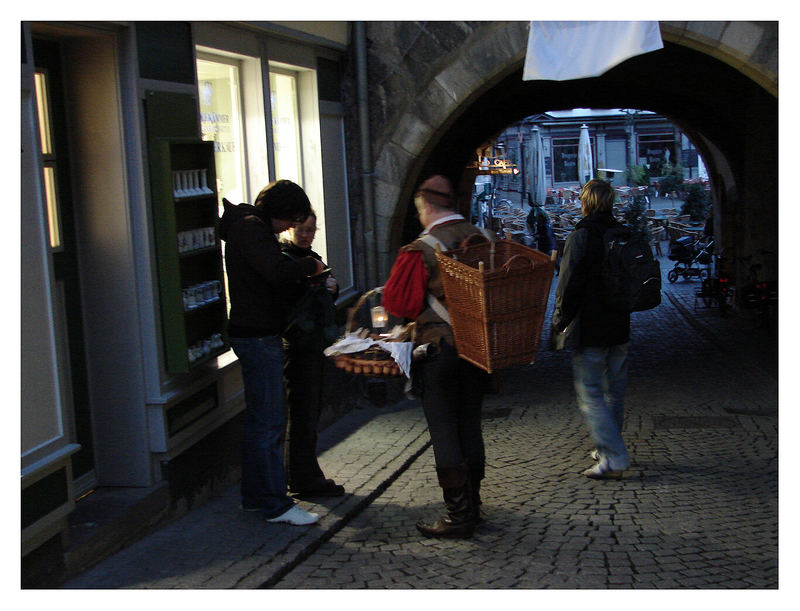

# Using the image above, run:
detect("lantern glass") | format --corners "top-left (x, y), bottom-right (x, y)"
top-left (371, 305), bottom-right (388, 328)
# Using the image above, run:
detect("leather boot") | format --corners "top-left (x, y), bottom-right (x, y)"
top-left (416, 464), bottom-right (476, 539)
top-left (469, 465), bottom-right (486, 523)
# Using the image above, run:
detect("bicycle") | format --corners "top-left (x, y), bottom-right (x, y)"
top-left (696, 248), bottom-right (733, 316)
top-left (738, 250), bottom-right (778, 330)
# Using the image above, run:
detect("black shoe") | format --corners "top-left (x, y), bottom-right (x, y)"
top-left (416, 516), bottom-right (475, 539)
top-left (290, 478), bottom-right (345, 497)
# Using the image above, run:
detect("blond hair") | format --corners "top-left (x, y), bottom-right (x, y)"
top-left (580, 179), bottom-right (615, 214)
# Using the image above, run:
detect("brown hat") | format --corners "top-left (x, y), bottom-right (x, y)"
top-left (417, 175), bottom-right (455, 208)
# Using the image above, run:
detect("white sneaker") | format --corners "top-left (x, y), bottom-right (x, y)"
top-left (583, 461), bottom-right (627, 480)
top-left (266, 505), bottom-right (319, 525)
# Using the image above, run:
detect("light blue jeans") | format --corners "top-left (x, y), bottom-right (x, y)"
top-left (572, 344), bottom-right (631, 470)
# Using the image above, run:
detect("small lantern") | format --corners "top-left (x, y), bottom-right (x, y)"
top-left (371, 305), bottom-right (388, 328)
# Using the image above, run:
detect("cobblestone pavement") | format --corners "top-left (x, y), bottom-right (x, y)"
top-left (63, 260), bottom-right (779, 590)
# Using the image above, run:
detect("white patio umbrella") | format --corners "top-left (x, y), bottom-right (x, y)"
top-left (529, 126), bottom-right (547, 207)
top-left (698, 155), bottom-right (708, 181)
top-left (578, 124), bottom-right (594, 186)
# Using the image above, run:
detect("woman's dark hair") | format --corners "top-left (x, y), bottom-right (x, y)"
top-left (254, 180), bottom-right (311, 221)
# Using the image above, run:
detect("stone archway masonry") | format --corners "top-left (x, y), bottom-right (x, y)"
top-left (366, 21), bottom-right (777, 281)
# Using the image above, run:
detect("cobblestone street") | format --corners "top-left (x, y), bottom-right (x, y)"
top-left (63, 263), bottom-right (780, 590)
top-left (273, 277), bottom-right (778, 589)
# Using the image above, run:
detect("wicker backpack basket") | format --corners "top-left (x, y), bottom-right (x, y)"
top-left (434, 236), bottom-right (554, 373)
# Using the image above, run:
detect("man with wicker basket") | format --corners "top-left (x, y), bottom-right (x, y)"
top-left (551, 179), bottom-right (632, 480)
top-left (382, 175), bottom-right (494, 539)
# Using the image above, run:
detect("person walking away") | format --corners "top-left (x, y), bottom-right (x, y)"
top-left (550, 179), bottom-right (632, 479)
top-left (281, 211), bottom-right (345, 497)
top-left (382, 174), bottom-right (492, 538)
top-left (525, 202), bottom-right (557, 260)
top-left (219, 180), bottom-right (325, 525)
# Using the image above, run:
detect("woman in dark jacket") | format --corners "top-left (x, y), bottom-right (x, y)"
top-left (551, 179), bottom-right (632, 479)
top-left (219, 180), bottom-right (325, 525)
top-left (526, 205), bottom-right (556, 257)
top-left (281, 211), bottom-right (344, 497)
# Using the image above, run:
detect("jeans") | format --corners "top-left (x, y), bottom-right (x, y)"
top-left (229, 336), bottom-right (295, 518)
top-left (418, 341), bottom-right (487, 476)
top-left (572, 344), bottom-right (631, 470)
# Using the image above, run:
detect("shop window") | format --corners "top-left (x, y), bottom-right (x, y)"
top-left (551, 137), bottom-right (579, 184)
top-left (637, 133), bottom-right (676, 177)
top-left (269, 69), bottom-right (304, 187)
top-left (268, 63), bottom-right (331, 265)
top-left (551, 135), bottom-right (597, 184)
top-left (34, 70), bottom-right (62, 251)
top-left (197, 56), bottom-right (249, 216)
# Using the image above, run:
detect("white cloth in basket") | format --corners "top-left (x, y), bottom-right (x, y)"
top-left (323, 330), bottom-right (413, 378)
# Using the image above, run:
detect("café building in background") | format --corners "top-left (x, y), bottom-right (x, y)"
top-left (21, 21), bottom-right (357, 584)
top-left (489, 108), bottom-right (706, 199)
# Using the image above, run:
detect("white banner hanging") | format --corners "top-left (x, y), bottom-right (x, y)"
top-left (523, 21), bottom-right (664, 82)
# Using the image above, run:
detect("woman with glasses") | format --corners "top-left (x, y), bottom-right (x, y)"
top-left (280, 211), bottom-right (344, 498)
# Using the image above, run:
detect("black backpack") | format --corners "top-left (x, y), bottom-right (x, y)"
top-left (602, 226), bottom-right (661, 312)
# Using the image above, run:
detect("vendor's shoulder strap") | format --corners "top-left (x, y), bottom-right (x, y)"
top-left (425, 292), bottom-right (450, 324)
top-left (418, 233), bottom-right (446, 251)
top-left (416, 228), bottom-right (491, 324)
top-left (416, 234), bottom-right (451, 324)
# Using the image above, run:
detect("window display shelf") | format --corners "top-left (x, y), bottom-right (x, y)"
top-left (149, 138), bottom-right (228, 373)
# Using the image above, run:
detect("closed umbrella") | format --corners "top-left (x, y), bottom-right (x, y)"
top-left (578, 123), bottom-right (593, 185)
top-left (530, 126), bottom-right (547, 207)
top-left (522, 140), bottom-right (533, 205)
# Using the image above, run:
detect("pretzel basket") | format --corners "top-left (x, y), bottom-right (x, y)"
top-left (435, 236), bottom-right (554, 373)
top-left (330, 287), bottom-right (408, 377)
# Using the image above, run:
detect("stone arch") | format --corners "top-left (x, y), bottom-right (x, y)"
top-left (659, 22), bottom-right (777, 97)
top-left (369, 21), bottom-right (777, 284)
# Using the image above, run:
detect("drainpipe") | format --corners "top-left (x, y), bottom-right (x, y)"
top-left (354, 21), bottom-right (379, 289)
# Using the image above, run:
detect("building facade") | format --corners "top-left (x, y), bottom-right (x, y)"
top-left (21, 21), bottom-right (358, 583)
top-left (487, 108), bottom-right (703, 198)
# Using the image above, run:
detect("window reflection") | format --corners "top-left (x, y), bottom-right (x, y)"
top-left (269, 70), bottom-right (303, 186)
top-left (197, 57), bottom-right (248, 216)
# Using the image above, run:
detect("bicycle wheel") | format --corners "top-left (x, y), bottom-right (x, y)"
top-left (667, 268), bottom-right (679, 283)
top-left (701, 278), bottom-right (714, 308)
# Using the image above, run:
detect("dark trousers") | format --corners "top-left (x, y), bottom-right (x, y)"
top-left (418, 341), bottom-right (487, 477)
top-left (229, 336), bottom-right (294, 518)
top-left (283, 343), bottom-right (327, 490)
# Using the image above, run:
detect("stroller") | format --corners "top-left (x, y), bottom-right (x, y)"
top-left (667, 236), bottom-right (713, 283)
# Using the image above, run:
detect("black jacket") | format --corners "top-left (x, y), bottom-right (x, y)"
top-left (219, 200), bottom-right (318, 337)
top-left (280, 241), bottom-right (340, 351)
top-left (552, 211), bottom-right (630, 347)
